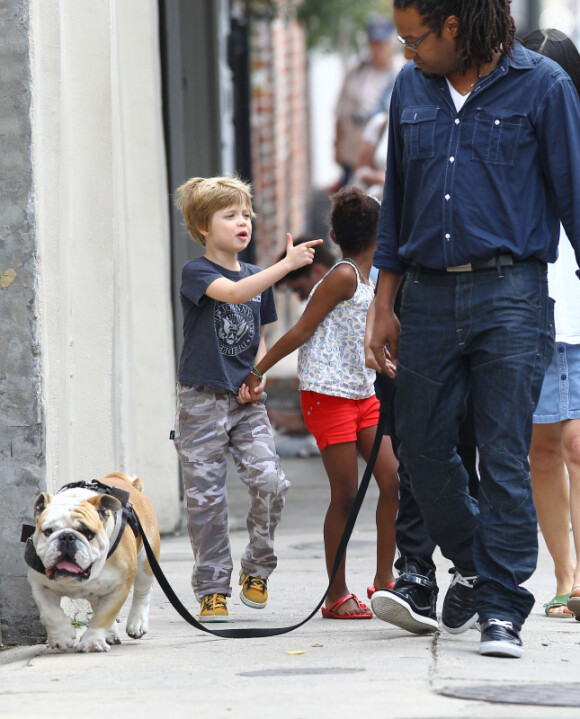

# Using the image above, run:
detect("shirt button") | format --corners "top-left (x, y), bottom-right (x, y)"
top-left (561, 374), bottom-right (567, 381)
top-left (449, 156), bottom-right (455, 163)
top-left (494, 119), bottom-right (500, 125)
top-left (445, 194), bottom-right (451, 201)
top-left (558, 346), bottom-right (565, 353)
top-left (454, 118), bottom-right (460, 124)
top-left (445, 233), bottom-right (451, 240)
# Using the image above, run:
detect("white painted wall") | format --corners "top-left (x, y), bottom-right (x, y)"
top-left (30, 0), bottom-right (180, 531)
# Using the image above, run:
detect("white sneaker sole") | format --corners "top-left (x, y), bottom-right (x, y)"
top-left (479, 639), bottom-right (523, 658)
top-left (442, 612), bottom-right (479, 635)
top-left (371, 590), bottom-right (439, 634)
top-left (240, 592), bottom-right (267, 609)
top-left (198, 615), bottom-right (229, 623)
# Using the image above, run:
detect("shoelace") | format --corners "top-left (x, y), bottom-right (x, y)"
top-left (245, 576), bottom-right (266, 595)
top-left (203, 594), bottom-right (227, 611)
top-left (486, 618), bottom-right (514, 630)
top-left (450, 571), bottom-right (478, 588)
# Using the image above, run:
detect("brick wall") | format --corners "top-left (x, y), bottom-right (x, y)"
top-left (249, 9), bottom-right (310, 268)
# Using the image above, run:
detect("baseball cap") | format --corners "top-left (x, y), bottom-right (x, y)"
top-left (365, 16), bottom-right (394, 42)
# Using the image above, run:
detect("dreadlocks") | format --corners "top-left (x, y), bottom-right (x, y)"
top-left (394, 0), bottom-right (515, 72)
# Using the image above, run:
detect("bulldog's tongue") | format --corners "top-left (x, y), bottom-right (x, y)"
top-left (56, 559), bottom-right (81, 573)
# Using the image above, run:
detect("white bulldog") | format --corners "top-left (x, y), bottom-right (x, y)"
top-left (26, 472), bottom-right (160, 653)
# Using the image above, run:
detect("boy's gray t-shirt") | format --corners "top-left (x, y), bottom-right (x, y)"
top-left (177, 256), bottom-right (277, 393)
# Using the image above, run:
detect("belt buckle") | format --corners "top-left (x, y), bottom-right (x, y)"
top-left (446, 263), bottom-right (472, 272)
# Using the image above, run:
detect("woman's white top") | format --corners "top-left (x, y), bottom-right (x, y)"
top-left (550, 227), bottom-right (580, 344)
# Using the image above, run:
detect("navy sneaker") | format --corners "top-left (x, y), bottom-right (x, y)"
top-left (371, 563), bottom-right (439, 634)
top-left (441, 569), bottom-right (478, 634)
top-left (479, 619), bottom-right (523, 658)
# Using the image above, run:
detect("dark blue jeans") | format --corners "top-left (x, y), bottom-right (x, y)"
top-left (394, 259), bottom-right (554, 630)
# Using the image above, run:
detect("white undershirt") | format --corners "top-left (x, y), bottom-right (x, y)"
top-left (446, 78), bottom-right (470, 112)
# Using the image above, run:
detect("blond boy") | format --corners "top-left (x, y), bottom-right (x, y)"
top-left (172, 176), bottom-right (320, 621)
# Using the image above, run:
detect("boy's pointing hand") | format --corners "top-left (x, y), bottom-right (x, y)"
top-left (283, 233), bottom-right (323, 271)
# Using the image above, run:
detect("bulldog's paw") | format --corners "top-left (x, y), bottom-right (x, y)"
top-left (126, 610), bottom-right (149, 639)
top-left (47, 627), bottom-right (77, 652)
top-left (76, 628), bottom-right (110, 653)
top-left (106, 626), bottom-right (122, 645)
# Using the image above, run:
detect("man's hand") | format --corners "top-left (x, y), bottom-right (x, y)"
top-left (367, 308), bottom-right (400, 378)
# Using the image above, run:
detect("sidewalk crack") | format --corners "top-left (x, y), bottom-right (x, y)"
top-left (429, 631), bottom-right (439, 689)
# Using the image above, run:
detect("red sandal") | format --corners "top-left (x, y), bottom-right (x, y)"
top-left (321, 593), bottom-right (373, 619)
top-left (367, 581), bottom-right (395, 599)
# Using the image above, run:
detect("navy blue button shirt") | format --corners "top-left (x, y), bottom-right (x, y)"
top-left (374, 42), bottom-right (580, 275)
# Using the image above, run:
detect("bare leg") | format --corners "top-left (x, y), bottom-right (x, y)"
top-left (320, 441), bottom-right (367, 615)
top-left (357, 427), bottom-right (398, 590)
top-left (562, 419), bottom-right (580, 586)
top-left (529, 422), bottom-right (574, 609)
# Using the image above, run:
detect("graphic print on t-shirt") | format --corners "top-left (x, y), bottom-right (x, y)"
top-left (214, 303), bottom-right (255, 356)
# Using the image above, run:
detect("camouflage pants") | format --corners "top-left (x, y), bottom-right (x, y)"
top-left (173, 384), bottom-right (290, 601)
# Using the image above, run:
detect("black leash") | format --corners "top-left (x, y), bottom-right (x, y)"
top-left (137, 408), bottom-right (387, 638)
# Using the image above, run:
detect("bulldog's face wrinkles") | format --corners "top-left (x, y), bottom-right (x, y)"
top-left (34, 490), bottom-right (115, 583)
top-left (27, 472), bottom-right (160, 653)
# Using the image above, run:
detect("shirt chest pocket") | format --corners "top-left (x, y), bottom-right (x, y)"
top-left (471, 108), bottom-right (527, 166)
top-left (400, 106), bottom-right (438, 160)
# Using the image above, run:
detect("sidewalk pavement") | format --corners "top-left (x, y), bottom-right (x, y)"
top-left (2, 455), bottom-right (580, 719)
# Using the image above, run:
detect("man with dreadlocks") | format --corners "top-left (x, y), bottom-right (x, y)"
top-left (367, 0), bottom-right (580, 658)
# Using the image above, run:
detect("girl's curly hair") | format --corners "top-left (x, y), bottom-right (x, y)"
top-left (329, 186), bottom-right (380, 253)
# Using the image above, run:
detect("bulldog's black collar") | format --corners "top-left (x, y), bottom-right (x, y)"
top-left (21, 526), bottom-right (46, 575)
top-left (22, 479), bottom-right (140, 575)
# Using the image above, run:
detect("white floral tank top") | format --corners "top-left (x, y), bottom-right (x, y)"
top-left (297, 259), bottom-right (376, 400)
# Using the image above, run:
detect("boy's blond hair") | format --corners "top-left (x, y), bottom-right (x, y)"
top-left (175, 176), bottom-right (254, 247)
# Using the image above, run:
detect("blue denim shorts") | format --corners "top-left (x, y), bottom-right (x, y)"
top-left (533, 342), bottom-right (580, 423)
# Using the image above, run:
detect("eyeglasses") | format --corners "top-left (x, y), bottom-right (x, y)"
top-left (396, 24), bottom-right (440, 51)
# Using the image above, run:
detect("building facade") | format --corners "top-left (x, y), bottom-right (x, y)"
top-left (0, 0), bottom-right (310, 645)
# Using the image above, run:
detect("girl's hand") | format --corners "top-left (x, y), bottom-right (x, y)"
top-left (283, 233), bottom-right (323, 271)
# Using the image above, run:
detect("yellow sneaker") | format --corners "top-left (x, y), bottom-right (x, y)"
top-left (239, 572), bottom-right (268, 609)
top-left (199, 593), bottom-right (229, 623)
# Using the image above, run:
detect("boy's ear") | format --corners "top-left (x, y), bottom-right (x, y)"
top-left (329, 228), bottom-right (338, 246)
top-left (197, 223), bottom-right (209, 238)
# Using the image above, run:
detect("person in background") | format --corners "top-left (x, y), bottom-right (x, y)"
top-left (522, 29), bottom-right (580, 620)
top-left (334, 16), bottom-right (398, 187)
top-left (351, 111), bottom-right (389, 201)
top-left (241, 187), bottom-right (400, 617)
top-left (366, 297), bottom-right (480, 636)
top-left (275, 236), bottom-right (337, 302)
top-left (367, 0), bottom-right (580, 658)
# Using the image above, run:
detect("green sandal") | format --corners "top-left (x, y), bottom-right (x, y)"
top-left (567, 586), bottom-right (580, 621)
top-left (544, 593), bottom-right (573, 617)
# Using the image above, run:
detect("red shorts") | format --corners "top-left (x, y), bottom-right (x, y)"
top-left (300, 390), bottom-right (380, 451)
